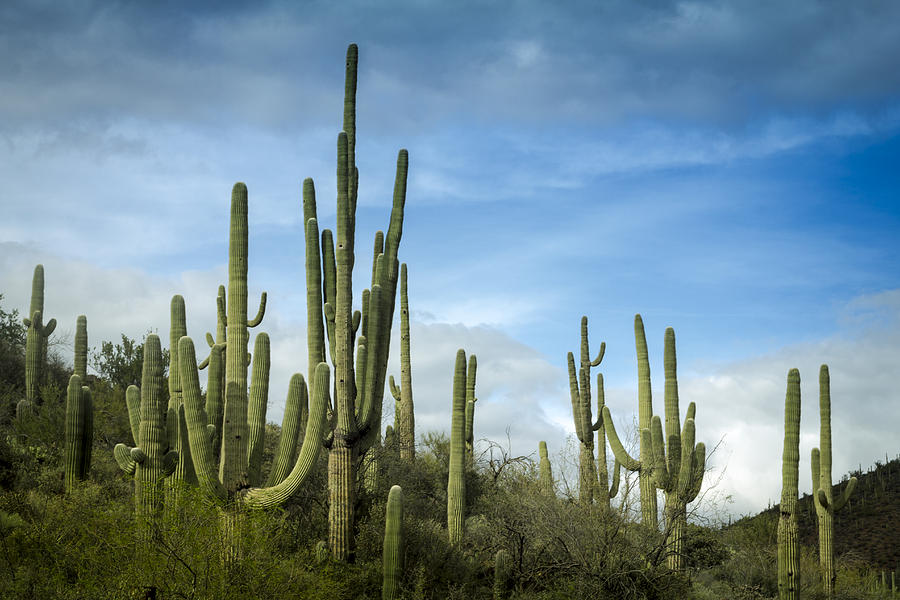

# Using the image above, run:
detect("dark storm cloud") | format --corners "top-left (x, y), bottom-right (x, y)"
top-left (3, 0), bottom-right (899, 138)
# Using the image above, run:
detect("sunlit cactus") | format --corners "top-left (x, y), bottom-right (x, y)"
top-left (778, 368), bottom-right (801, 600)
top-left (812, 364), bottom-right (858, 595)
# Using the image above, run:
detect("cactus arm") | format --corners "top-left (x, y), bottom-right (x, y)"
top-left (198, 356), bottom-right (210, 370)
top-left (609, 459), bottom-right (621, 497)
top-left (389, 374), bottom-right (401, 401)
top-left (206, 332), bottom-right (215, 347)
top-left (124, 385), bottom-right (141, 445)
top-left (601, 406), bottom-right (641, 471)
top-left (352, 309), bottom-right (361, 335)
top-left (357, 284), bottom-right (386, 432)
top-left (266, 373), bottom-right (307, 487)
top-left (243, 363), bottom-right (329, 509)
top-left (39, 317), bottom-right (56, 337)
top-left (321, 228), bottom-right (337, 362)
top-left (303, 182), bottom-right (326, 395)
top-left (162, 450), bottom-right (178, 477)
top-left (567, 353), bottom-right (586, 442)
top-left (204, 344), bottom-right (225, 453)
top-left (246, 333), bottom-right (271, 487)
top-left (247, 292), bottom-right (267, 328)
top-left (675, 419), bottom-right (695, 498)
top-left (382, 484), bottom-right (404, 600)
top-left (650, 415), bottom-right (670, 490)
top-left (812, 447), bottom-right (822, 510)
top-left (114, 443), bottom-right (137, 475)
top-left (686, 442), bottom-right (705, 502)
top-left (178, 336), bottom-right (228, 502)
top-left (590, 341), bottom-right (606, 367)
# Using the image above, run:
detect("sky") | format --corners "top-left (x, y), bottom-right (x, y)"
top-left (1, 0), bottom-right (899, 519)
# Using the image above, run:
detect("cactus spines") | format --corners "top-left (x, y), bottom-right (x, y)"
top-left (465, 353), bottom-right (477, 468)
top-left (812, 364), bottom-right (858, 595)
top-left (382, 485), bottom-right (404, 600)
top-left (18, 264), bottom-right (57, 416)
top-left (650, 327), bottom-right (706, 570)
top-left (538, 441), bottom-right (553, 494)
top-left (74, 315), bottom-right (87, 380)
top-left (64, 375), bottom-right (92, 492)
top-left (388, 263), bottom-right (415, 460)
top-left (778, 368), bottom-right (801, 600)
top-left (114, 335), bottom-right (178, 524)
top-left (602, 314), bottom-right (658, 526)
top-left (301, 44), bottom-right (408, 561)
top-left (494, 549), bottom-right (512, 600)
top-left (448, 349), bottom-right (467, 545)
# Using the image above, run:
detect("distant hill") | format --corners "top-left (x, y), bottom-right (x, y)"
top-left (729, 454), bottom-right (900, 570)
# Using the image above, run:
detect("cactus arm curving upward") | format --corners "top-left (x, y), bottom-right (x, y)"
top-left (246, 333), bottom-right (271, 486)
top-left (464, 354), bottom-right (477, 467)
top-left (265, 373), bottom-right (308, 487)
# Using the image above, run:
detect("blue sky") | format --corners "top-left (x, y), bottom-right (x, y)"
top-left (1, 1), bottom-right (898, 518)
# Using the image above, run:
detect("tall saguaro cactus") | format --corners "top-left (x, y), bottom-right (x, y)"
top-left (778, 369), bottom-right (801, 600)
top-left (64, 374), bottom-right (93, 492)
top-left (812, 364), bottom-right (858, 595)
top-left (650, 328), bottom-right (706, 570)
top-left (448, 349), bottom-right (468, 545)
top-left (18, 264), bottom-right (57, 417)
top-left (382, 485), bottom-right (404, 600)
top-left (302, 44), bottom-right (409, 561)
top-left (389, 263), bottom-right (415, 460)
top-left (114, 335), bottom-right (178, 526)
top-left (602, 314), bottom-right (657, 526)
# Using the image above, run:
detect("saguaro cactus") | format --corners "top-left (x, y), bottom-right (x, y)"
top-left (464, 354), bottom-right (477, 468)
top-left (389, 263), bottom-right (415, 460)
top-left (650, 327), bottom-right (706, 570)
top-left (538, 441), bottom-right (553, 494)
top-left (64, 374), bottom-right (93, 492)
top-left (18, 264), bottom-right (57, 417)
top-left (302, 44), bottom-right (409, 560)
top-left (602, 314), bottom-right (657, 526)
top-left (166, 295), bottom-right (197, 507)
top-left (114, 335), bottom-right (178, 525)
top-left (74, 315), bottom-right (88, 380)
top-left (812, 364), bottom-right (858, 595)
top-left (778, 368), bottom-right (801, 600)
top-left (382, 485), bottom-right (404, 600)
top-left (567, 316), bottom-right (604, 505)
top-left (594, 371), bottom-right (621, 506)
top-left (448, 349), bottom-right (468, 545)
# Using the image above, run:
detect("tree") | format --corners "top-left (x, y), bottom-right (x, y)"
top-left (91, 334), bottom-right (169, 390)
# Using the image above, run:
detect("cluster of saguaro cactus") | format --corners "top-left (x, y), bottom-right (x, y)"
top-left (778, 369), bottom-right (801, 600)
top-left (382, 485), bottom-right (404, 600)
top-left (300, 43), bottom-right (409, 560)
top-left (64, 374), bottom-right (92, 492)
top-left (538, 441), bottom-right (553, 494)
top-left (114, 334), bottom-right (178, 526)
top-left (812, 364), bottom-right (858, 594)
top-left (603, 314), bottom-right (658, 526)
top-left (389, 263), bottom-right (415, 460)
top-left (651, 328), bottom-right (705, 570)
top-left (17, 264), bottom-right (57, 418)
top-left (448, 349), bottom-right (469, 545)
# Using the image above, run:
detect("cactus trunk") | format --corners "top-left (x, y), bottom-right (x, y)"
top-left (448, 349), bottom-right (467, 545)
top-left (64, 375), bottom-right (92, 492)
top-left (382, 485), bottom-right (404, 600)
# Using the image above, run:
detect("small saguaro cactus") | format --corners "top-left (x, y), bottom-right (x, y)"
top-left (464, 354), bottom-right (477, 468)
top-left (382, 485), bottom-right (404, 600)
top-left (64, 374), bottom-right (93, 493)
top-left (18, 264), bottom-right (57, 417)
top-left (812, 364), bottom-right (858, 595)
top-left (494, 548), bottom-right (512, 600)
top-left (650, 327), bottom-right (706, 571)
top-left (389, 263), bottom-right (415, 461)
top-left (114, 335), bottom-right (178, 525)
top-left (778, 369), bottom-right (801, 600)
top-left (538, 441), bottom-right (553, 494)
top-left (602, 314), bottom-right (658, 527)
top-left (448, 349), bottom-right (468, 545)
